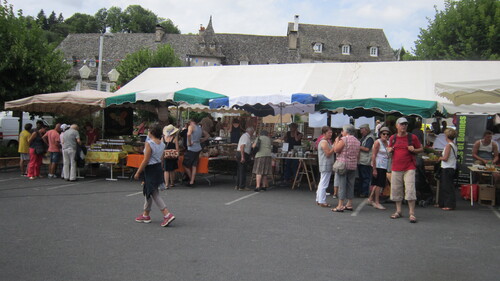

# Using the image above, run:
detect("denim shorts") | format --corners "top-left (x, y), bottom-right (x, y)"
top-left (50, 152), bottom-right (62, 163)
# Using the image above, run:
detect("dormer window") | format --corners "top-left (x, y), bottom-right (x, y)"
top-left (342, 45), bottom-right (350, 55)
top-left (209, 43), bottom-right (216, 49)
top-left (313, 42), bottom-right (323, 53)
top-left (370, 46), bottom-right (378, 57)
top-left (240, 61), bottom-right (249, 65)
top-left (199, 43), bottom-right (206, 49)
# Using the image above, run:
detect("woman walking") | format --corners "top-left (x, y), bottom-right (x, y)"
top-left (316, 126), bottom-right (335, 207)
top-left (163, 125), bottom-right (179, 188)
top-left (437, 128), bottom-right (457, 211)
top-left (134, 124), bottom-right (175, 227)
top-left (369, 126), bottom-right (391, 210)
top-left (252, 130), bottom-right (273, 192)
top-left (331, 124), bottom-right (360, 212)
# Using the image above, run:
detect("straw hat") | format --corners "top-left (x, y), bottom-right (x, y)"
top-left (163, 124), bottom-right (179, 136)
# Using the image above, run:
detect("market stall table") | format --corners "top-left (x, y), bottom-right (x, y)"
top-left (85, 151), bottom-right (128, 181)
top-left (467, 166), bottom-right (499, 206)
top-left (275, 156), bottom-right (317, 191)
top-left (126, 154), bottom-right (229, 186)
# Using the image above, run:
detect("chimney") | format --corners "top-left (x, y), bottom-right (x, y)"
top-left (155, 25), bottom-right (165, 42)
top-left (288, 15), bottom-right (299, 50)
top-left (199, 24), bottom-right (206, 35)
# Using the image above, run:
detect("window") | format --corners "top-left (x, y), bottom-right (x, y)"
top-left (342, 45), bottom-right (350, 55)
top-left (240, 61), bottom-right (249, 65)
top-left (199, 43), bottom-right (206, 49)
top-left (202, 61), bottom-right (209, 66)
top-left (313, 43), bottom-right (323, 53)
top-left (370, 46), bottom-right (378, 57)
top-left (209, 43), bottom-right (216, 49)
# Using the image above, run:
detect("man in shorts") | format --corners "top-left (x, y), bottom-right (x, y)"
top-left (387, 117), bottom-right (423, 223)
top-left (18, 123), bottom-right (33, 176)
top-left (183, 118), bottom-right (209, 187)
top-left (43, 123), bottom-right (62, 178)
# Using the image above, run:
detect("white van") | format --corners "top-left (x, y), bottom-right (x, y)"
top-left (0, 112), bottom-right (53, 147)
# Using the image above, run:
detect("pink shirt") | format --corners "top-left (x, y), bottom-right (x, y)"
top-left (337, 135), bottom-right (360, 170)
top-left (46, 129), bottom-right (61, 152)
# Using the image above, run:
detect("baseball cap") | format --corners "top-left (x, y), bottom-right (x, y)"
top-left (396, 117), bottom-right (409, 124)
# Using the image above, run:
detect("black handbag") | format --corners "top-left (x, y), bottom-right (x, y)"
top-left (251, 137), bottom-right (261, 155)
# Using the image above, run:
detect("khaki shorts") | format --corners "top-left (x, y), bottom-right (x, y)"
top-left (390, 169), bottom-right (416, 201)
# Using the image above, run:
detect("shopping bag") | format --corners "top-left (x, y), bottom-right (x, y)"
top-left (460, 184), bottom-right (478, 201)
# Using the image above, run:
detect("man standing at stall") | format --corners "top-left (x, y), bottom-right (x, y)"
top-left (283, 123), bottom-right (303, 185)
top-left (357, 124), bottom-right (375, 198)
top-left (236, 127), bottom-right (254, 191)
top-left (183, 117), bottom-right (209, 187)
top-left (387, 118), bottom-right (423, 223)
top-left (43, 123), bottom-right (62, 178)
top-left (62, 124), bottom-right (81, 182)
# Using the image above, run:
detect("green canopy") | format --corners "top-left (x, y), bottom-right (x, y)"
top-left (317, 98), bottom-right (446, 118)
top-left (173, 88), bottom-right (227, 105)
top-left (105, 92), bottom-right (137, 107)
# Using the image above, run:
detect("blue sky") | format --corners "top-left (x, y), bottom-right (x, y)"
top-left (11, 0), bottom-right (445, 52)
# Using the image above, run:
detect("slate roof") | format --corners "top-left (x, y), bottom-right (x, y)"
top-left (290, 23), bottom-right (395, 62)
top-left (57, 19), bottom-right (395, 80)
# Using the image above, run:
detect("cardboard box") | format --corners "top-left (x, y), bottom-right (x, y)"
top-left (478, 184), bottom-right (495, 206)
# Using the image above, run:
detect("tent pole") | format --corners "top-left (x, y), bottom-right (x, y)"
top-left (101, 109), bottom-right (105, 139)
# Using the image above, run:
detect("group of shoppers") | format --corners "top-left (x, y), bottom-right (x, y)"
top-left (316, 118), bottom-right (432, 223)
top-left (18, 121), bottom-right (91, 181)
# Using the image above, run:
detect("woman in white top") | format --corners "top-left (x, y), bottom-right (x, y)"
top-left (316, 126), bottom-right (335, 207)
top-left (438, 128), bottom-right (458, 211)
top-left (369, 127), bottom-right (390, 210)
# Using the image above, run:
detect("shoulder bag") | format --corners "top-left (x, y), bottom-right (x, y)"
top-left (332, 137), bottom-right (348, 175)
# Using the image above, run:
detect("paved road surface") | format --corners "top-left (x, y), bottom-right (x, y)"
top-left (0, 171), bottom-right (499, 281)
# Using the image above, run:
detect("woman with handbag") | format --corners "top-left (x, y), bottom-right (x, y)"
top-left (162, 125), bottom-right (179, 189)
top-left (27, 125), bottom-right (47, 180)
top-left (134, 124), bottom-right (175, 227)
top-left (331, 124), bottom-right (360, 212)
top-left (251, 130), bottom-right (272, 192)
top-left (369, 127), bottom-right (391, 210)
top-left (437, 128), bottom-right (458, 211)
top-left (316, 126), bottom-right (335, 207)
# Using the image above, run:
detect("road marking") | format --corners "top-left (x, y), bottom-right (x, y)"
top-left (0, 178), bottom-right (23, 182)
top-left (126, 192), bottom-right (143, 197)
top-left (47, 179), bottom-right (100, 190)
top-left (489, 206), bottom-right (500, 220)
top-left (351, 199), bottom-right (369, 216)
top-left (225, 192), bottom-right (259, 205)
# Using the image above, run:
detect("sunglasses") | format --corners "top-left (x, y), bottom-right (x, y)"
top-left (381, 133), bottom-right (389, 135)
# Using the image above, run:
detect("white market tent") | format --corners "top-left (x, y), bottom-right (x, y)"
top-left (115, 61), bottom-right (500, 115)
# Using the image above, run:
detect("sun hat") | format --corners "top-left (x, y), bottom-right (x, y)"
top-left (379, 126), bottom-right (390, 133)
top-left (359, 124), bottom-right (371, 131)
top-left (396, 117), bottom-right (409, 124)
top-left (163, 124), bottom-right (179, 136)
top-left (60, 124), bottom-right (69, 131)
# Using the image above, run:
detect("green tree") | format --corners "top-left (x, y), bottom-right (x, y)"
top-left (0, 1), bottom-right (72, 109)
top-left (122, 5), bottom-right (158, 33)
top-left (116, 44), bottom-right (182, 86)
top-left (36, 9), bottom-right (48, 30)
top-left (414, 0), bottom-right (500, 60)
top-left (94, 8), bottom-right (108, 33)
top-left (159, 18), bottom-right (181, 34)
top-left (106, 6), bottom-right (124, 33)
top-left (65, 13), bottom-right (100, 33)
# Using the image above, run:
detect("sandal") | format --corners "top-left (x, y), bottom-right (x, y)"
top-left (441, 207), bottom-right (454, 211)
top-left (318, 203), bottom-right (331, 208)
top-left (409, 215), bottom-right (417, 223)
top-left (390, 212), bottom-right (402, 219)
top-left (331, 207), bottom-right (344, 212)
top-left (373, 204), bottom-right (386, 210)
top-left (344, 206), bottom-right (354, 211)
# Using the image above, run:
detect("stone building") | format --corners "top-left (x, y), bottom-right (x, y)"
top-left (57, 15), bottom-right (395, 90)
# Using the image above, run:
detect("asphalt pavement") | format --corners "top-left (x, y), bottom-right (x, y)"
top-left (0, 169), bottom-right (499, 281)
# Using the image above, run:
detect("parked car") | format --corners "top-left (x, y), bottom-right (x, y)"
top-left (0, 112), bottom-right (53, 147)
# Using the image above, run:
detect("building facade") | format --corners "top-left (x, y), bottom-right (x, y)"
top-left (57, 16), bottom-right (395, 89)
